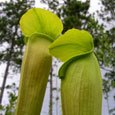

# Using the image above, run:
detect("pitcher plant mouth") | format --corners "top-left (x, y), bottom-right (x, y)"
top-left (49, 29), bottom-right (102, 115)
top-left (15, 8), bottom-right (63, 115)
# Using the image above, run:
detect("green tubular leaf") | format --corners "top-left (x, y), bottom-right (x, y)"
top-left (16, 8), bottom-right (63, 115)
top-left (61, 53), bottom-right (102, 115)
top-left (16, 36), bottom-right (52, 115)
top-left (20, 8), bottom-right (63, 40)
top-left (49, 29), bottom-right (94, 62)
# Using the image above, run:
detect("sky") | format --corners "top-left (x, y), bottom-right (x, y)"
top-left (0, 0), bottom-right (114, 115)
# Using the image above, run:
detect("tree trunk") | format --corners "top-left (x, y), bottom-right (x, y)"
top-left (0, 43), bottom-right (13, 105)
top-left (0, 25), bottom-right (17, 105)
top-left (49, 67), bottom-right (53, 115)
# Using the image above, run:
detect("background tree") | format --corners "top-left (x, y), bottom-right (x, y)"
top-left (41, 0), bottom-right (115, 114)
top-left (49, 67), bottom-right (53, 115)
top-left (0, 0), bottom-right (35, 105)
top-left (97, 0), bottom-right (115, 114)
top-left (0, 83), bottom-right (17, 114)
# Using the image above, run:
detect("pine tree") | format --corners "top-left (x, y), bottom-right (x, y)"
top-left (97, 0), bottom-right (115, 114)
top-left (0, 0), bottom-right (35, 105)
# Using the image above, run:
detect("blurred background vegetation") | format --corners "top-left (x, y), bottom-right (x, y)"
top-left (0, 0), bottom-right (114, 115)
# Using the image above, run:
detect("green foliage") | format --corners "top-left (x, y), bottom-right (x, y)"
top-left (98, 0), bottom-right (115, 23)
top-left (0, 0), bottom-right (35, 71)
top-left (0, 83), bottom-right (17, 115)
top-left (97, 0), bottom-right (115, 113)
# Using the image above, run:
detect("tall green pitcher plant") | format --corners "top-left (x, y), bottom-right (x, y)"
top-left (49, 29), bottom-right (102, 115)
top-left (15, 8), bottom-right (63, 115)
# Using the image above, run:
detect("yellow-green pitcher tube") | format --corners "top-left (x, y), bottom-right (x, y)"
top-left (49, 29), bottom-right (102, 115)
top-left (15, 35), bottom-right (52, 115)
top-left (61, 53), bottom-right (102, 115)
top-left (15, 8), bottom-right (63, 115)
